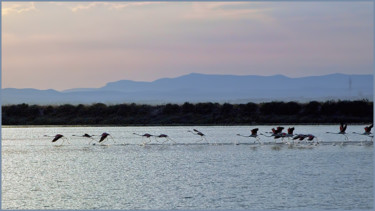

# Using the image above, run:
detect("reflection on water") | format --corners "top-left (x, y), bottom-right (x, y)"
top-left (2, 125), bottom-right (374, 210)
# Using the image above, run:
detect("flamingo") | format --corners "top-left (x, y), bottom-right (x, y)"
top-left (261, 126), bottom-right (284, 143)
top-left (271, 127), bottom-right (284, 136)
top-left (365, 124), bottom-right (373, 134)
top-left (265, 126), bottom-right (284, 135)
top-left (72, 133), bottom-right (96, 144)
top-left (83, 133), bottom-right (94, 138)
top-left (44, 134), bottom-right (70, 146)
top-left (352, 124), bottom-right (374, 142)
top-left (274, 127), bottom-right (295, 138)
top-left (292, 134), bottom-right (307, 141)
top-left (274, 127), bottom-right (295, 144)
top-left (326, 123), bottom-right (349, 141)
top-left (237, 128), bottom-right (261, 144)
top-left (133, 133), bottom-right (154, 145)
top-left (154, 134), bottom-right (176, 144)
top-left (306, 134), bottom-right (319, 144)
top-left (353, 124), bottom-right (373, 136)
top-left (291, 133), bottom-right (318, 145)
top-left (263, 126), bottom-right (284, 136)
top-left (286, 127), bottom-right (295, 137)
top-left (52, 134), bottom-right (64, 142)
top-left (188, 129), bottom-right (208, 143)
top-left (272, 127), bottom-right (284, 134)
top-left (98, 132), bottom-right (115, 144)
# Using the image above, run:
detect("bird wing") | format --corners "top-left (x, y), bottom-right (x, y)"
top-left (251, 128), bottom-right (258, 135)
top-left (367, 124), bottom-right (374, 132)
top-left (52, 135), bottom-right (62, 142)
top-left (99, 135), bottom-right (107, 143)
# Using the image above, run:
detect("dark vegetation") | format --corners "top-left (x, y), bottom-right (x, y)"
top-left (2, 100), bottom-right (373, 125)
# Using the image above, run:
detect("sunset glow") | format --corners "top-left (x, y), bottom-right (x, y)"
top-left (2, 1), bottom-right (373, 91)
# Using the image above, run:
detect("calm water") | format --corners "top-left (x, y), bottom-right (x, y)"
top-left (2, 125), bottom-right (374, 210)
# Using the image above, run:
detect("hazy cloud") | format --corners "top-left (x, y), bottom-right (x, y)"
top-left (184, 2), bottom-right (275, 23)
top-left (2, 2), bottom-right (36, 16)
top-left (70, 2), bottom-right (163, 12)
top-left (70, 2), bottom-right (105, 12)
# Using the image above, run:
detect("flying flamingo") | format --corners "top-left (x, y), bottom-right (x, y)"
top-left (306, 134), bottom-right (319, 144)
top-left (52, 134), bottom-right (64, 142)
top-left (133, 133), bottom-right (154, 145)
top-left (72, 133), bottom-right (96, 144)
top-left (188, 129), bottom-right (208, 143)
top-left (154, 134), bottom-right (176, 144)
top-left (98, 132), bottom-right (115, 144)
top-left (44, 134), bottom-right (70, 146)
top-left (286, 127), bottom-right (295, 137)
top-left (326, 123), bottom-right (349, 141)
top-left (274, 127), bottom-right (295, 138)
top-left (352, 124), bottom-right (374, 142)
top-left (274, 127), bottom-right (295, 144)
top-left (353, 124), bottom-right (373, 136)
top-left (263, 126), bottom-right (284, 136)
top-left (237, 128), bottom-right (261, 144)
top-left (292, 134), bottom-right (307, 141)
top-left (261, 126), bottom-right (284, 143)
top-left (270, 127), bottom-right (284, 135)
top-left (291, 133), bottom-right (318, 145)
top-left (276, 126), bottom-right (284, 133)
top-left (365, 124), bottom-right (373, 133)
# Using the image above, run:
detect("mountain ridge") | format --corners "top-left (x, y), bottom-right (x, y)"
top-left (2, 73), bottom-right (373, 105)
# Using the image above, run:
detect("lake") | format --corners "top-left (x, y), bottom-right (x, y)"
top-left (1, 125), bottom-right (373, 210)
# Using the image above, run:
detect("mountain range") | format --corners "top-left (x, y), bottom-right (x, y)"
top-left (2, 73), bottom-right (373, 105)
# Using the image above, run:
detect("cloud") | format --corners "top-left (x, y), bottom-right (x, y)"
top-left (184, 2), bottom-right (275, 23)
top-left (70, 2), bottom-right (107, 12)
top-left (110, 2), bottom-right (163, 10)
top-left (2, 2), bottom-right (36, 16)
top-left (70, 2), bottom-right (163, 12)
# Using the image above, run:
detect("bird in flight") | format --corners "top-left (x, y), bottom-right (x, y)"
top-left (237, 128), bottom-right (261, 144)
top-left (154, 134), bottom-right (176, 144)
top-left (188, 129), bottom-right (208, 143)
top-left (364, 124), bottom-right (374, 135)
top-left (98, 132), bottom-right (115, 144)
top-left (352, 124), bottom-right (374, 141)
top-left (72, 133), bottom-right (96, 144)
top-left (44, 134), bottom-right (70, 146)
top-left (273, 127), bottom-right (296, 144)
top-left (133, 133), bottom-right (154, 145)
top-left (326, 123), bottom-right (349, 141)
top-left (262, 126), bottom-right (284, 137)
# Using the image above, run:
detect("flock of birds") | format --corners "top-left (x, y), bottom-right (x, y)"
top-left (45, 123), bottom-right (374, 146)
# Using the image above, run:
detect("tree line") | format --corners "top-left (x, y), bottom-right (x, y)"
top-left (2, 100), bottom-right (373, 125)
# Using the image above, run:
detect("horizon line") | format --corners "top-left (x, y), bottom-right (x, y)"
top-left (2, 72), bottom-right (373, 91)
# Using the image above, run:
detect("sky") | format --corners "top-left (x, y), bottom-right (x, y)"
top-left (2, 1), bottom-right (373, 91)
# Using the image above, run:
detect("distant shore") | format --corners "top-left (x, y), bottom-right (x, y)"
top-left (2, 100), bottom-right (373, 126)
top-left (1, 123), bottom-right (372, 128)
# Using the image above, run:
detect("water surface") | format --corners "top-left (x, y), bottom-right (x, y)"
top-left (2, 125), bottom-right (373, 209)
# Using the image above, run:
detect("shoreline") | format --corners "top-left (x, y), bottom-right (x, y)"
top-left (2, 100), bottom-right (373, 126)
top-left (2, 122), bottom-right (372, 128)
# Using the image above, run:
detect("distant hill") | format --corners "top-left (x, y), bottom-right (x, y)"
top-left (2, 73), bottom-right (373, 105)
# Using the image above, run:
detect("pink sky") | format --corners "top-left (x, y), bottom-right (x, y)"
top-left (2, 1), bottom-right (373, 91)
